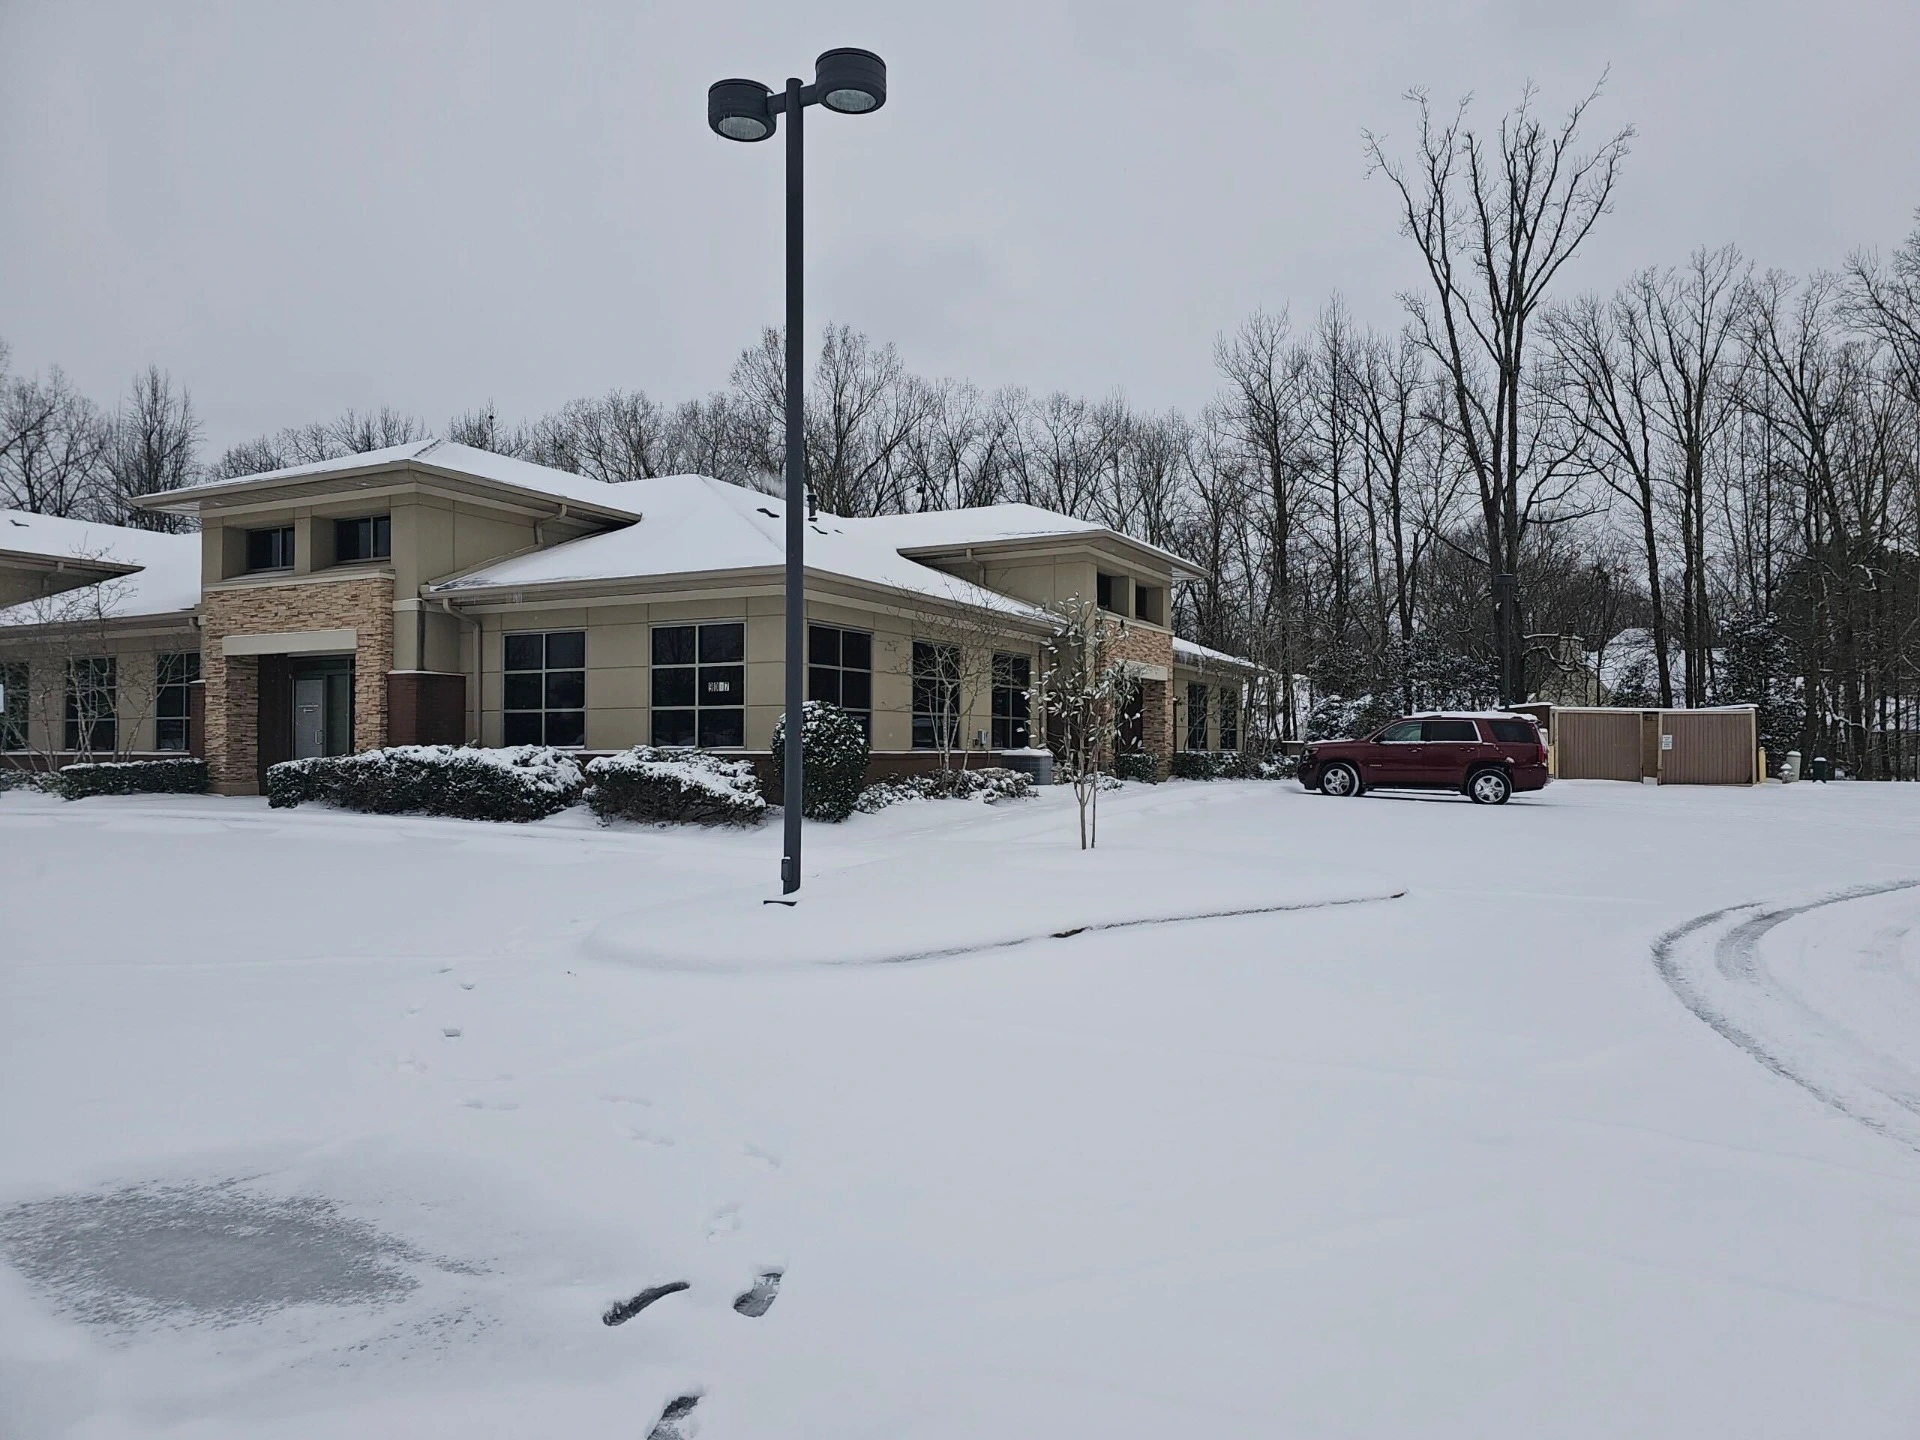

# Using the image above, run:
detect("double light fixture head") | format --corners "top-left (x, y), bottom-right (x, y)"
top-left (708, 48), bottom-right (886, 142)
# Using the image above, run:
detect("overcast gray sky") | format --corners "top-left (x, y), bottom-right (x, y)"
top-left (3, 0), bottom-right (1917, 455)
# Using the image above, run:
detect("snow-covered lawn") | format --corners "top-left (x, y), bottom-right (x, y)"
top-left (2, 777), bottom-right (1918, 1438)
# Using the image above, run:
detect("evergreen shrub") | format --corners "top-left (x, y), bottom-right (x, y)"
top-left (769, 701), bottom-right (870, 822)
top-left (585, 747), bottom-right (766, 826)
top-left (267, 745), bottom-right (583, 821)
top-left (854, 765), bottom-right (1033, 813)
top-left (57, 758), bottom-right (208, 799)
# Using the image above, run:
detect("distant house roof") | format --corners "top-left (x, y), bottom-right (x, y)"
top-left (0, 510), bottom-right (201, 624)
top-left (136, 439), bottom-right (647, 523)
top-left (428, 474), bottom-right (1049, 623)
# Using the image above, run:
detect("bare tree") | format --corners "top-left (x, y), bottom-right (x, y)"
top-left (1037, 596), bottom-right (1134, 850)
top-left (9, 570), bottom-right (162, 764)
top-left (1215, 310), bottom-right (1314, 737)
top-left (1367, 81), bottom-right (1632, 701)
top-left (1, 366), bottom-right (111, 519)
top-left (105, 367), bottom-right (202, 530)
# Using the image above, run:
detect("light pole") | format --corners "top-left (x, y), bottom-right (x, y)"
top-left (710, 48), bottom-right (887, 897)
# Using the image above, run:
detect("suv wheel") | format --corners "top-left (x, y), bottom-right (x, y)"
top-left (1467, 768), bottom-right (1512, 805)
top-left (1319, 762), bottom-right (1360, 797)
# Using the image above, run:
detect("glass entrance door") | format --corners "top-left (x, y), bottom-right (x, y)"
top-left (292, 675), bottom-right (327, 758)
top-left (289, 658), bottom-right (352, 758)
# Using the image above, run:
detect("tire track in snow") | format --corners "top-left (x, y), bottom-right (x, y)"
top-left (1653, 879), bottom-right (1920, 1152)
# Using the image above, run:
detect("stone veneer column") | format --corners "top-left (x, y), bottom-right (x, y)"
top-left (203, 650), bottom-right (258, 793)
top-left (1106, 620), bottom-right (1176, 777)
top-left (200, 575), bottom-right (395, 794)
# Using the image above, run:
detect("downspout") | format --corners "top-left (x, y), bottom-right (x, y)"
top-left (533, 501), bottom-right (571, 548)
top-left (439, 598), bottom-right (483, 745)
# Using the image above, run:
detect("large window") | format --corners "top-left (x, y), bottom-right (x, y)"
top-left (911, 640), bottom-right (960, 751)
top-left (65, 656), bottom-right (116, 754)
top-left (155, 652), bottom-right (200, 752)
top-left (245, 525), bottom-right (295, 572)
top-left (991, 653), bottom-right (1031, 749)
top-left (504, 630), bottom-right (586, 747)
top-left (1186, 682), bottom-right (1209, 750)
top-left (1423, 718), bottom-right (1480, 743)
top-left (1096, 572), bottom-right (1123, 614)
top-left (0, 662), bottom-right (25, 750)
top-left (334, 516), bottom-right (391, 563)
top-left (1219, 688), bottom-right (1239, 752)
top-left (808, 625), bottom-right (872, 736)
top-left (652, 622), bottom-right (744, 748)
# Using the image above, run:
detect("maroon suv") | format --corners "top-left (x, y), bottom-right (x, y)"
top-left (1297, 713), bottom-right (1550, 805)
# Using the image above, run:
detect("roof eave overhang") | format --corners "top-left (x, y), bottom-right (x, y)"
top-left (896, 528), bottom-right (1207, 580)
top-left (134, 459), bottom-right (643, 526)
top-left (0, 607), bottom-right (200, 642)
top-left (426, 564), bottom-right (1055, 634)
top-left (0, 550), bottom-right (143, 582)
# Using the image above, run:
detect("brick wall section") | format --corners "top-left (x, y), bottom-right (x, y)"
top-left (388, 671), bottom-right (466, 747)
top-left (1107, 621), bottom-right (1174, 776)
top-left (201, 576), bottom-right (394, 793)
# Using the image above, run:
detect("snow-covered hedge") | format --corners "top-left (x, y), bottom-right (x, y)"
top-left (770, 700), bottom-right (870, 822)
top-left (854, 765), bottom-right (1034, 813)
top-left (1170, 750), bottom-right (1294, 781)
top-left (1112, 752), bottom-right (1161, 784)
top-left (0, 769), bottom-right (59, 794)
top-left (585, 747), bottom-right (767, 827)
top-left (57, 758), bottom-right (208, 800)
top-left (267, 745), bottom-right (584, 822)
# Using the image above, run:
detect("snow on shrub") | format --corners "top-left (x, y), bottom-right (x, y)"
top-left (769, 700), bottom-right (870, 822)
top-left (0, 769), bottom-right (59, 794)
top-left (267, 745), bottom-right (584, 822)
top-left (1169, 751), bottom-right (1222, 780)
top-left (1170, 751), bottom-right (1293, 781)
top-left (585, 747), bottom-right (766, 827)
top-left (57, 758), bottom-right (208, 800)
top-left (1111, 752), bottom-right (1161, 784)
top-left (854, 765), bottom-right (1034, 813)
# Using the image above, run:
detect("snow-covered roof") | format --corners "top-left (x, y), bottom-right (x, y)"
top-left (428, 475), bottom-right (1050, 623)
top-left (0, 510), bottom-right (202, 624)
top-left (1173, 636), bottom-right (1262, 674)
top-left (858, 504), bottom-right (1199, 573)
top-left (138, 439), bottom-right (646, 521)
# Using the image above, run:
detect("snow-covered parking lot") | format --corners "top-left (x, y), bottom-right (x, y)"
top-left (3, 776), bottom-right (1919, 1438)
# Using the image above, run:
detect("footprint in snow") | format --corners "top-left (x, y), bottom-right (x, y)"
top-left (742, 1144), bottom-right (780, 1169)
top-left (462, 1098), bottom-right (519, 1111)
top-left (625, 1127), bottom-right (674, 1147)
top-left (732, 1269), bottom-right (782, 1317)
top-left (647, 1394), bottom-right (701, 1440)
top-left (706, 1203), bottom-right (742, 1240)
top-left (442, 1027), bottom-right (463, 1039)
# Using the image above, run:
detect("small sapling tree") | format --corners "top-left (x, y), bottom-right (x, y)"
top-left (1038, 596), bottom-right (1136, 850)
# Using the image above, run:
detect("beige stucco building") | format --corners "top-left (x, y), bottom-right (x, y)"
top-left (1, 442), bottom-right (1257, 792)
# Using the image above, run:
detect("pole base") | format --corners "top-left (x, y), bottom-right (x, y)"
top-left (781, 855), bottom-right (799, 894)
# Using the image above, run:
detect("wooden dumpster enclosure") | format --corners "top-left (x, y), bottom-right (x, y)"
top-left (1515, 705), bottom-right (1760, 785)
